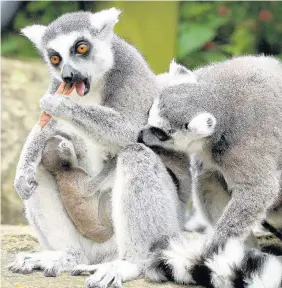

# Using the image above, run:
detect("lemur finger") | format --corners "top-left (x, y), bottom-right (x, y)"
top-left (40, 83), bottom-right (74, 128)
top-left (39, 111), bottom-right (52, 128)
top-left (71, 264), bottom-right (98, 276)
top-left (56, 82), bottom-right (74, 95)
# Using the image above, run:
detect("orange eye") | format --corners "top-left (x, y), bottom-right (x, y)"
top-left (76, 44), bottom-right (89, 54)
top-left (50, 55), bottom-right (61, 65)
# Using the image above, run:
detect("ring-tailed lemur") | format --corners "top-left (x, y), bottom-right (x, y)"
top-left (139, 56), bottom-right (282, 288)
top-left (9, 9), bottom-right (193, 287)
top-left (41, 135), bottom-right (114, 242)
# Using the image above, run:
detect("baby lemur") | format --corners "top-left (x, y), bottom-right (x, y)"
top-left (41, 135), bottom-right (113, 243)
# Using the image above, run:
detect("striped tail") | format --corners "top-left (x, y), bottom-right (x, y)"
top-left (146, 234), bottom-right (282, 288)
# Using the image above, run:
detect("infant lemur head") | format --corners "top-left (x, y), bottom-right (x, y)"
top-left (41, 136), bottom-right (78, 175)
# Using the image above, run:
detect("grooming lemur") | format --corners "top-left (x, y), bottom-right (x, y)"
top-left (9, 9), bottom-right (193, 287)
top-left (140, 56), bottom-right (282, 288)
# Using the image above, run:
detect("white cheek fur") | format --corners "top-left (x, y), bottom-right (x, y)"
top-left (46, 31), bottom-right (114, 85)
top-left (148, 97), bottom-right (169, 129)
top-left (48, 31), bottom-right (85, 61)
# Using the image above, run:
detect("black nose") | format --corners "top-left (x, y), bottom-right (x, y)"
top-left (137, 130), bottom-right (144, 144)
top-left (62, 65), bottom-right (75, 83)
top-left (63, 72), bottom-right (74, 83)
top-left (61, 64), bottom-right (85, 83)
top-left (149, 127), bottom-right (170, 141)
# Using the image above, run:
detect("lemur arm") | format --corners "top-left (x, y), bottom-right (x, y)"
top-left (40, 94), bottom-right (140, 148)
top-left (204, 143), bottom-right (279, 256)
top-left (77, 157), bottom-right (117, 197)
top-left (14, 80), bottom-right (61, 200)
top-left (14, 118), bottom-right (58, 200)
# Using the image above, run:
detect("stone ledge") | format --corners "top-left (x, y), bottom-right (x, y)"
top-left (2, 225), bottom-right (282, 288)
top-left (1, 225), bottom-right (194, 288)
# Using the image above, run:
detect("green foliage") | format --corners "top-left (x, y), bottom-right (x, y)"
top-left (178, 1), bottom-right (282, 68)
top-left (2, 1), bottom-right (282, 68)
top-left (1, 1), bottom-right (81, 59)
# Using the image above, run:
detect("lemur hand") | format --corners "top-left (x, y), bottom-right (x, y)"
top-left (39, 83), bottom-right (74, 126)
top-left (40, 93), bottom-right (74, 119)
top-left (14, 165), bottom-right (38, 200)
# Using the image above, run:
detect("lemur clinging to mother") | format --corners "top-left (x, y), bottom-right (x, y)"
top-left (41, 135), bottom-right (114, 243)
top-left (9, 8), bottom-right (193, 287)
top-left (140, 55), bottom-right (282, 288)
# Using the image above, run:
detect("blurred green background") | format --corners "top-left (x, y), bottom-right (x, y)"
top-left (1, 1), bottom-right (282, 224)
top-left (2, 1), bottom-right (282, 72)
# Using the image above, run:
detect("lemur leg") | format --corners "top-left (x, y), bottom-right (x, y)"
top-left (189, 164), bottom-right (259, 247)
top-left (206, 144), bottom-right (280, 255)
top-left (9, 168), bottom-right (92, 276)
top-left (72, 144), bottom-right (182, 288)
top-left (185, 158), bottom-right (230, 232)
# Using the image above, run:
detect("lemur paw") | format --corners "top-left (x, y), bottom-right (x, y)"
top-left (71, 264), bottom-right (97, 276)
top-left (8, 252), bottom-right (40, 274)
top-left (9, 251), bottom-right (81, 277)
top-left (72, 260), bottom-right (140, 288)
top-left (40, 93), bottom-right (72, 118)
top-left (14, 167), bottom-right (38, 200)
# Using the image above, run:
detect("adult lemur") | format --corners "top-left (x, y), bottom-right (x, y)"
top-left (140, 56), bottom-right (282, 288)
top-left (9, 8), bottom-right (193, 287)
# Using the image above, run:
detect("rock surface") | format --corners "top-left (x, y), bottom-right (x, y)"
top-left (2, 225), bottom-right (282, 288)
top-left (1, 57), bottom-right (50, 224)
top-left (1, 225), bottom-right (194, 288)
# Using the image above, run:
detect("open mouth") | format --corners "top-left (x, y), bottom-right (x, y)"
top-left (62, 78), bottom-right (90, 97)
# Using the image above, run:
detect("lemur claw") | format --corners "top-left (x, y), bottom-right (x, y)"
top-left (9, 251), bottom-right (81, 277)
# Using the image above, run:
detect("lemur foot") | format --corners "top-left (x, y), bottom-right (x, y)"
top-left (72, 260), bottom-right (141, 288)
top-left (14, 166), bottom-right (38, 200)
top-left (8, 251), bottom-right (82, 277)
top-left (146, 236), bottom-right (282, 288)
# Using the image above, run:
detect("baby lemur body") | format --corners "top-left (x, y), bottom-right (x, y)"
top-left (41, 135), bottom-right (113, 243)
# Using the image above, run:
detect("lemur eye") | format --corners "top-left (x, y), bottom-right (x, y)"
top-left (76, 42), bottom-right (89, 54)
top-left (50, 55), bottom-right (61, 66)
top-left (184, 123), bottom-right (189, 129)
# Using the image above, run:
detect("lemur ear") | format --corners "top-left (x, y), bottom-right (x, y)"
top-left (168, 59), bottom-right (197, 84)
top-left (90, 8), bottom-right (121, 40)
top-left (167, 59), bottom-right (197, 84)
top-left (188, 112), bottom-right (216, 136)
top-left (21, 24), bottom-right (46, 49)
top-left (169, 59), bottom-right (192, 76)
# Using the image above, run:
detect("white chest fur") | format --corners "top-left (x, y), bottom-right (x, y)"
top-left (54, 81), bottom-right (112, 177)
top-left (56, 119), bottom-right (106, 176)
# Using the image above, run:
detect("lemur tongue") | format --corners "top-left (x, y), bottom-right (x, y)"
top-left (75, 82), bottom-right (85, 97)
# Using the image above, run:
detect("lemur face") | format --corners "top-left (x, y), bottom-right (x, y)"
top-left (139, 83), bottom-right (216, 154)
top-left (41, 135), bottom-right (78, 173)
top-left (21, 8), bottom-right (121, 96)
